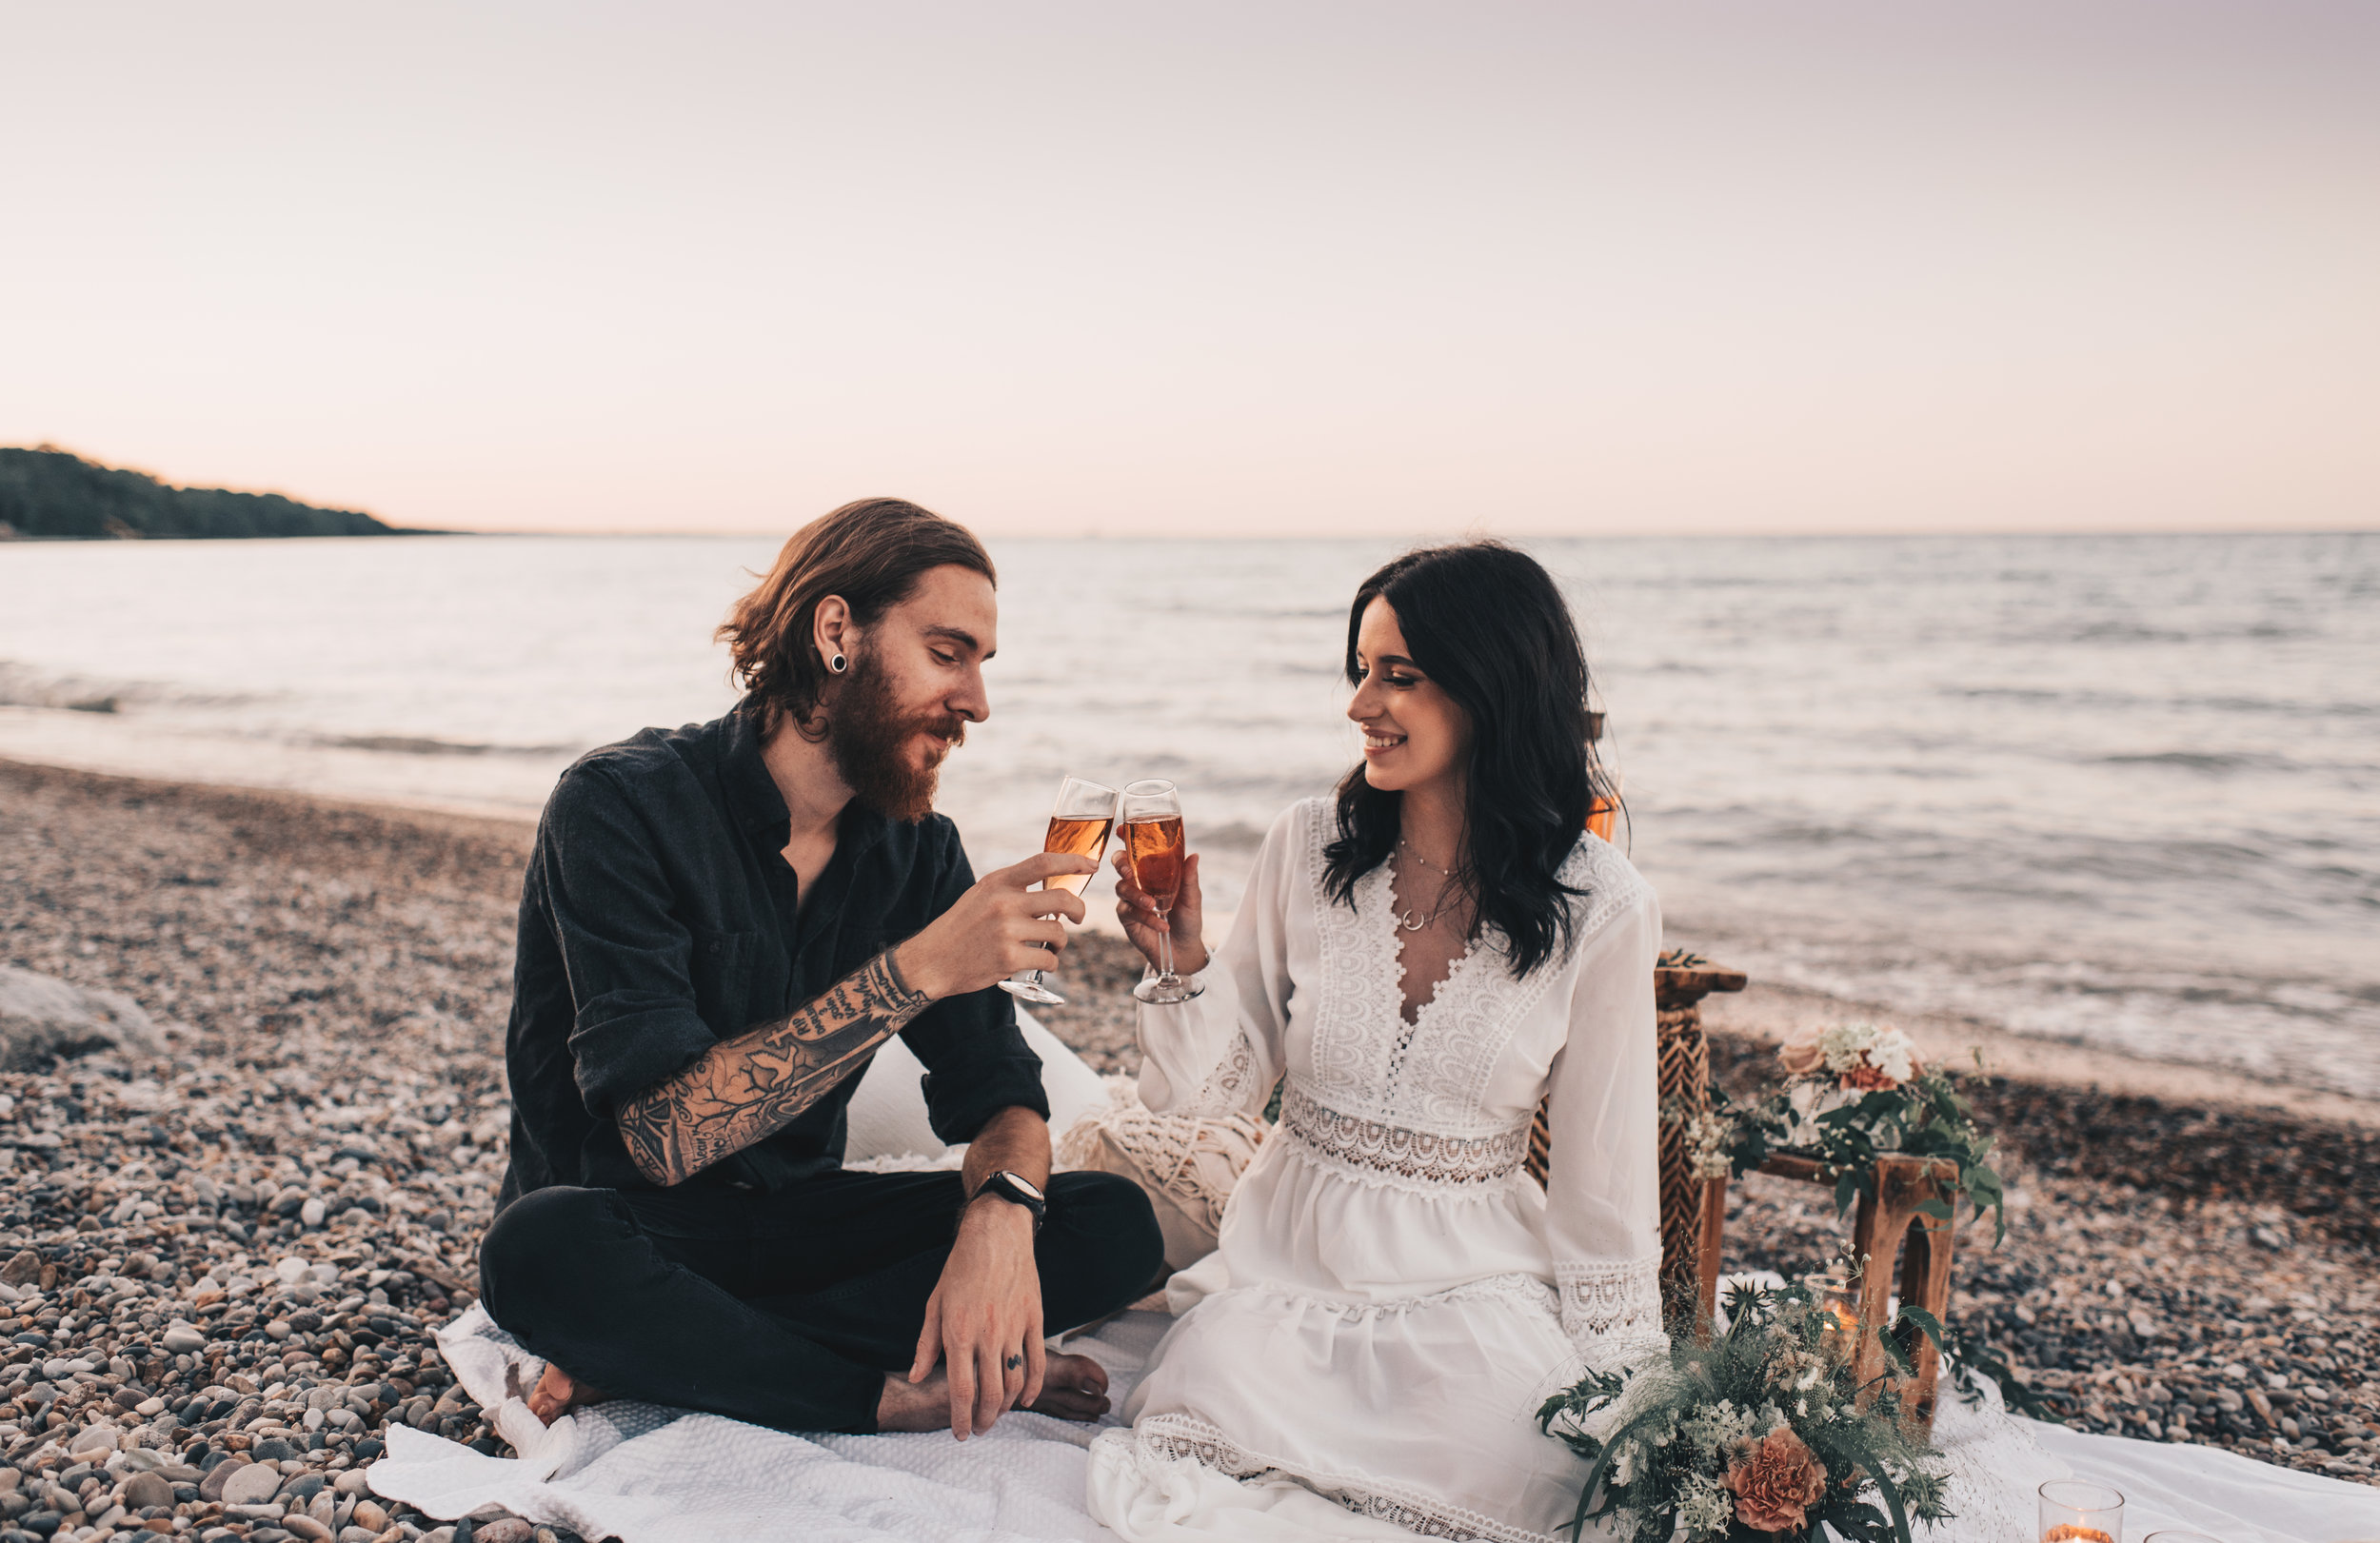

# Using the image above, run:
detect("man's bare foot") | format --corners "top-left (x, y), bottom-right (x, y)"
top-left (525, 1360), bottom-right (611, 1425)
top-left (875, 1352), bottom-right (1112, 1434)
top-left (1027, 1352), bottom-right (1111, 1422)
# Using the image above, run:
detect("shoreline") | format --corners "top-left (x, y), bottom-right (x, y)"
top-left (5, 753), bottom-right (2367, 1133)
top-left (1, 755), bottom-right (2374, 1501)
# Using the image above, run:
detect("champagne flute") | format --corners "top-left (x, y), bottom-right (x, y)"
top-left (1122, 779), bottom-right (1203, 1004)
top-left (999, 775), bottom-right (1120, 1006)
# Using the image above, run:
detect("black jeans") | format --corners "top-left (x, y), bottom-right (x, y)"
top-left (478, 1169), bottom-right (1164, 1434)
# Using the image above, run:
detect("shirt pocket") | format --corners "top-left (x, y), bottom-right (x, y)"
top-left (688, 926), bottom-right (761, 1036)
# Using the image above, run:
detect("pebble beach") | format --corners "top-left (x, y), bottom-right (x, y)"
top-left (2, 758), bottom-right (2374, 1543)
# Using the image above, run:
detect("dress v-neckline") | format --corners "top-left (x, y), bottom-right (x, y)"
top-left (1382, 861), bottom-right (1481, 1030)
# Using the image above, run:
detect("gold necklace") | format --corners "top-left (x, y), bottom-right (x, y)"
top-left (1392, 839), bottom-right (1459, 933)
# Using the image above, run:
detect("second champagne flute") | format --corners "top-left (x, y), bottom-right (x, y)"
top-left (1122, 779), bottom-right (1203, 1004)
top-left (999, 775), bottom-right (1121, 1006)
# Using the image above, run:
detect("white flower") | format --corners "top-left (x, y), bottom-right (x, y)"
top-left (1867, 1025), bottom-right (1919, 1083)
top-left (1818, 1021), bottom-right (1878, 1074)
top-left (1676, 1474), bottom-right (1735, 1537)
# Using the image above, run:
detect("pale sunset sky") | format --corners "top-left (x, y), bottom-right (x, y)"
top-left (4, 2), bottom-right (2375, 537)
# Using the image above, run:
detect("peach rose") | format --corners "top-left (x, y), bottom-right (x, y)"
top-left (1776, 1036), bottom-right (1827, 1078)
top-left (1723, 1427), bottom-right (1828, 1534)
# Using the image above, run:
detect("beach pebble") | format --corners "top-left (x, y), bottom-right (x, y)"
top-left (221, 1463), bottom-right (288, 1507)
top-left (349, 1501), bottom-right (388, 1533)
top-left (470, 1518), bottom-right (529, 1543)
top-left (121, 1472), bottom-right (173, 1511)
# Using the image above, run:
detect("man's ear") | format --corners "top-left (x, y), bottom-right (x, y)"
top-left (813, 595), bottom-right (854, 672)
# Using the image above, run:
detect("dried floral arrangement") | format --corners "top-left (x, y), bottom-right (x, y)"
top-left (1537, 1278), bottom-right (1954, 1542)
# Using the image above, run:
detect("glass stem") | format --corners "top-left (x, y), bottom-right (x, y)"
top-left (1156, 910), bottom-right (1176, 983)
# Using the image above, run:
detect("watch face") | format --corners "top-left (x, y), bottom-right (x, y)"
top-left (1003, 1172), bottom-right (1045, 1203)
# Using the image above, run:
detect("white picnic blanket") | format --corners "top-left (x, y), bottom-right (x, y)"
top-left (367, 1299), bottom-right (1160, 1543)
top-left (367, 1294), bottom-right (2380, 1543)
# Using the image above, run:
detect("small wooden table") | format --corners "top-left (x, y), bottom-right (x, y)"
top-left (1751, 1152), bottom-right (1958, 1430)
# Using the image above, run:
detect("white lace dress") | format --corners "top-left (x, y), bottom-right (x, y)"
top-left (1085, 798), bottom-right (1666, 1543)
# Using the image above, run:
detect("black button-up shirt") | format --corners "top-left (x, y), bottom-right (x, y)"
top-left (499, 697), bottom-right (1047, 1203)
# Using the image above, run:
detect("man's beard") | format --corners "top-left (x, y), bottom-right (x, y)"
top-left (824, 650), bottom-right (966, 823)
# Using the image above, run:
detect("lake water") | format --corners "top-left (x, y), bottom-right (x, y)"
top-left (2, 531), bottom-right (2373, 1098)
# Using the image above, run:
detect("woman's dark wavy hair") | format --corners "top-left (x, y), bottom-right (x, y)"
top-left (1321, 542), bottom-right (1616, 979)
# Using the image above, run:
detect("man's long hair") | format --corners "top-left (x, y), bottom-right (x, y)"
top-left (718, 498), bottom-right (997, 739)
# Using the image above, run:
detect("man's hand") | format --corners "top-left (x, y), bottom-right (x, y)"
top-left (907, 1196), bottom-right (1042, 1439)
top-left (896, 851), bottom-right (1096, 1001)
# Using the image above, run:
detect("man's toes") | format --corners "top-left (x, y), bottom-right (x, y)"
top-left (526, 1362), bottom-right (605, 1424)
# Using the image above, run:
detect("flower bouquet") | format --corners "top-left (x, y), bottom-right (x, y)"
top-left (1537, 1279), bottom-right (1954, 1542)
top-left (1720, 1022), bottom-right (2007, 1244)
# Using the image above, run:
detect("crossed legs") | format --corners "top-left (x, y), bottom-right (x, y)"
top-left (478, 1168), bottom-right (1164, 1434)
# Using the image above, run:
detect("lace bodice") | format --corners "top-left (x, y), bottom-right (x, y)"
top-left (1301, 801), bottom-right (1645, 1137)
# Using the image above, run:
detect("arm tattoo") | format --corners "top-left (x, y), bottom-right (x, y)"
top-left (617, 949), bottom-right (933, 1186)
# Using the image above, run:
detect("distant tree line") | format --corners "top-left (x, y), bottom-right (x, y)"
top-left (0, 445), bottom-right (405, 540)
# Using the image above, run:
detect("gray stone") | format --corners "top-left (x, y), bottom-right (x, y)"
top-left (0, 966), bottom-right (165, 1069)
top-left (0, 1251), bottom-right (38, 1287)
top-left (121, 1472), bottom-right (173, 1512)
top-left (221, 1463), bottom-right (287, 1507)
top-left (198, 1459), bottom-right (249, 1503)
top-left (161, 1322), bottom-right (208, 1355)
top-left (300, 1198), bottom-right (327, 1230)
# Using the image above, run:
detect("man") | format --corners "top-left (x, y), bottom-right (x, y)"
top-left (479, 497), bottom-right (1165, 1439)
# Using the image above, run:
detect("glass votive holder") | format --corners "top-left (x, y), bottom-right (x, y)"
top-left (1803, 1267), bottom-right (1861, 1361)
top-left (2039, 1479), bottom-right (2125, 1542)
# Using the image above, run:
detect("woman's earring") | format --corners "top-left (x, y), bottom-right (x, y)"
top-left (828, 652), bottom-right (848, 674)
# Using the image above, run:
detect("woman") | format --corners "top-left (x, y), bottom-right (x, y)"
top-left (1085, 544), bottom-right (1664, 1543)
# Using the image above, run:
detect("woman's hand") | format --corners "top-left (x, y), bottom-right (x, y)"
top-left (1112, 849), bottom-right (1209, 979)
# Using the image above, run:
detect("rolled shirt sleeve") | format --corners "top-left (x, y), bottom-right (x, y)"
top-left (900, 839), bottom-right (1051, 1145)
top-left (537, 766), bottom-right (723, 1119)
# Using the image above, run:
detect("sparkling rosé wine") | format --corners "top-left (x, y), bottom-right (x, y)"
top-left (1041, 815), bottom-right (1113, 895)
top-left (1123, 817), bottom-right (1185, 910)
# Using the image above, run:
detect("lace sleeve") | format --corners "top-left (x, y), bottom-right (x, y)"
top-left (1133, 803), bottom-right (1300, 1122)
top-left (1541, 872), bottom-right (1667, 1366)
top-left (1168, 1027), bottom-right (1266, 1119)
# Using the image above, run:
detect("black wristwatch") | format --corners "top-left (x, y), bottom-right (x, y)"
top-left (971, 1170), bottom-right (1047, 1234)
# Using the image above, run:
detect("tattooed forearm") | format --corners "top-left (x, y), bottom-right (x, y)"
top-left (616, 949), bottom-right (933, 1186)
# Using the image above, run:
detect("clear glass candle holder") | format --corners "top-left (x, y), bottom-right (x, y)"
top-left (1803, 1267), bottom-right (1861, 1363)
top-left (2039, 1479), bottom-right (2125, 1542)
